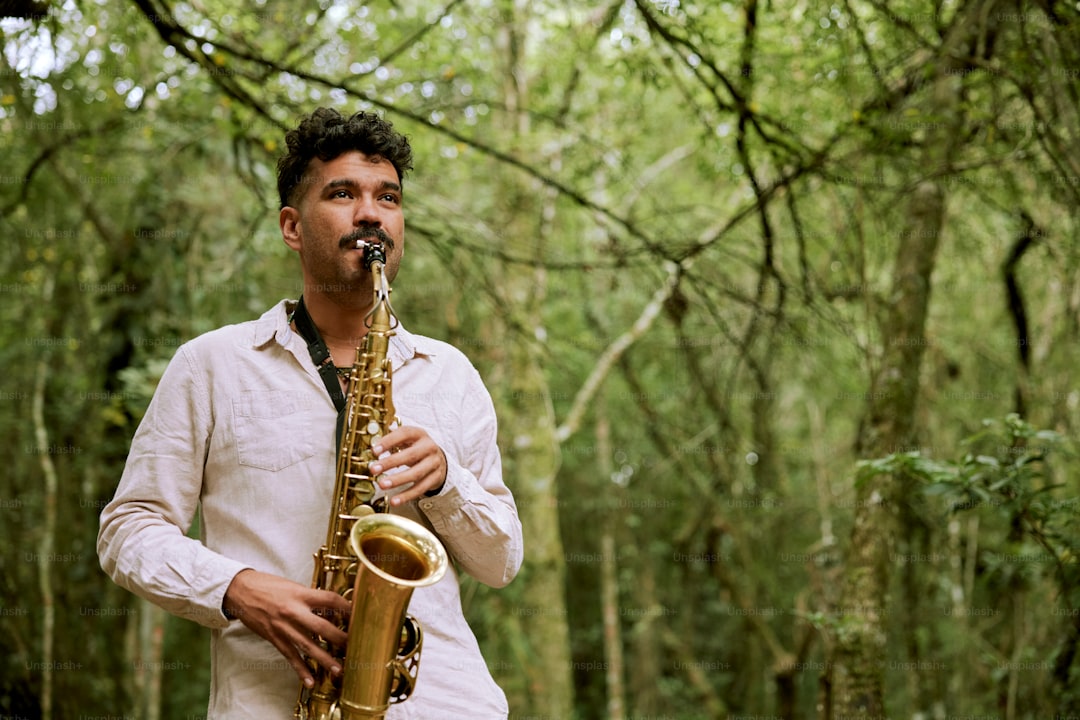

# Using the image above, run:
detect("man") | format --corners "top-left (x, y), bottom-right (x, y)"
top-left (98, 108), bottom-right (523, 719)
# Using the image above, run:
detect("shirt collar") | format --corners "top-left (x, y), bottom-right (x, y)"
top-left (250, 299), bottom-right (294, 349)
top-left (251, 299), bottom-right (434, 370)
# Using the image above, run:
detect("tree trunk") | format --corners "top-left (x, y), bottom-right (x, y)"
top-left (829, 178), bottom-right (945, 716)
top-left (596, 415), bottom-right (626, 720)
top-left (500, 342), bottom-right (572, 714)
top-left (32, 350), bottom-right (56, 720)
top-left (492, 1), bottom-right (574, 715)
top-left (827, 3), bottom-right (998, 712)
top-left (29, 273), bottom-right (58, 720)
top-left (144, 600), bottom-right (166, 720)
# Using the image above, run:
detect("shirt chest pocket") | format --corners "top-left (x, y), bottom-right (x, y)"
top-left (232, 390), bottom-right (324, 472)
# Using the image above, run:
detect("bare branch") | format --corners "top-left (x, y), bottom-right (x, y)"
top-left (555, 262), bottom-right (682, 442)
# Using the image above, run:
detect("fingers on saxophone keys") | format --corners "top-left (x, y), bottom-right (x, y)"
top-left (308, 616), bottom-right (348, 647)
top-left (280, 640), bottom-right (316, 687)
top-left (297, 638), bottom-right (342, 679)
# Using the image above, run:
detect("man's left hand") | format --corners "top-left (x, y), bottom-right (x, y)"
top-left (370, 425), bottom-right (447, 505)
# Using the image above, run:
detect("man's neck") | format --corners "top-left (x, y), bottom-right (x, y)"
top-left (300, 290), bottom-right (373, 350)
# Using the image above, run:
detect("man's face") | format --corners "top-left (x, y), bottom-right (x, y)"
top-left (280, 150), bottom-right (405, 306)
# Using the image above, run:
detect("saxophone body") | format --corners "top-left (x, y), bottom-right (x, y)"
top-left (296, 242), bottom-right (449, 720)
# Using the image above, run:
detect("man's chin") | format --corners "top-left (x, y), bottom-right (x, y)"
top-left (311, 277), bottom-right (369, 301)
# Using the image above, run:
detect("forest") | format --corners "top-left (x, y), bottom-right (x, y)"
top-left (2, 0), bottom-right (1079, 718)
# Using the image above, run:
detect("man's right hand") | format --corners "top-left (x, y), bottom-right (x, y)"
top-left (222, 568), bottom-right (352, 687)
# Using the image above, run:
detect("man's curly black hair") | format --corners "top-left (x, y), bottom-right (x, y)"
top-left (275, 108), bottom-right (414, 209)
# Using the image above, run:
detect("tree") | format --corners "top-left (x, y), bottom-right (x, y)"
top-left (2, 1), bottom-right (1079, 717)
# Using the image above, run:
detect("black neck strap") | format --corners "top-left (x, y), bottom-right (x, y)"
top-left (291, 296), bottom-right (347, 415)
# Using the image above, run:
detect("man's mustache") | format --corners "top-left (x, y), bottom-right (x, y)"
top-left (340, 227), bottom-right (394, 251)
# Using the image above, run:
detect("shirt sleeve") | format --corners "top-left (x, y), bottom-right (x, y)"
top-left (97, 345), bottom-right (250, 629)
top-left (416, 367), bottom-right (523, 589)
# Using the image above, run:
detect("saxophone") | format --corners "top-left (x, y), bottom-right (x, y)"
top-left (295, 241), bottom-right (449, 720)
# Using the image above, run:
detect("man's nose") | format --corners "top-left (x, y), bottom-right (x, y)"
top-left (353, 197), bottom-right (381, 226)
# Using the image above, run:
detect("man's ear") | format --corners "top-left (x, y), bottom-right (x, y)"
top-left (280, 206), bottom-right (302, 252)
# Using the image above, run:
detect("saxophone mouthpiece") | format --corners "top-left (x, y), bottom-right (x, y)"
top-left (360, 241), bottom-right (387, 270)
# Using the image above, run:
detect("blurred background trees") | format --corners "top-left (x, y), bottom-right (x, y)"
top-left (1, 0), bottom-right (1078, 718)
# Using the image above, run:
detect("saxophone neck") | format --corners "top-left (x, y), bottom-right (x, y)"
top-left (368, 264), bottom-right (395, 335)
top-left (360, 241), bottom-right (396, 336)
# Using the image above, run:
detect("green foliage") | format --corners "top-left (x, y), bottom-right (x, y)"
top-left (858, 415), bottom-right (1080, 713)
top-left (3, 0), bottom-right (1079, 717)
top-left (862, 415), bottom-right (1074, 562)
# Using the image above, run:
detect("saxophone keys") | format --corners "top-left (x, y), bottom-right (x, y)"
top-left (367, 421), bottom-right (381, 436)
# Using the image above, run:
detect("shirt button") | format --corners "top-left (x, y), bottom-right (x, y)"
top-left (420, 500), bottom-right (434, 510)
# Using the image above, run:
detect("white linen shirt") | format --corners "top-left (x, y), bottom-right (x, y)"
top-left (97, 300), bottom-right (523, 719)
